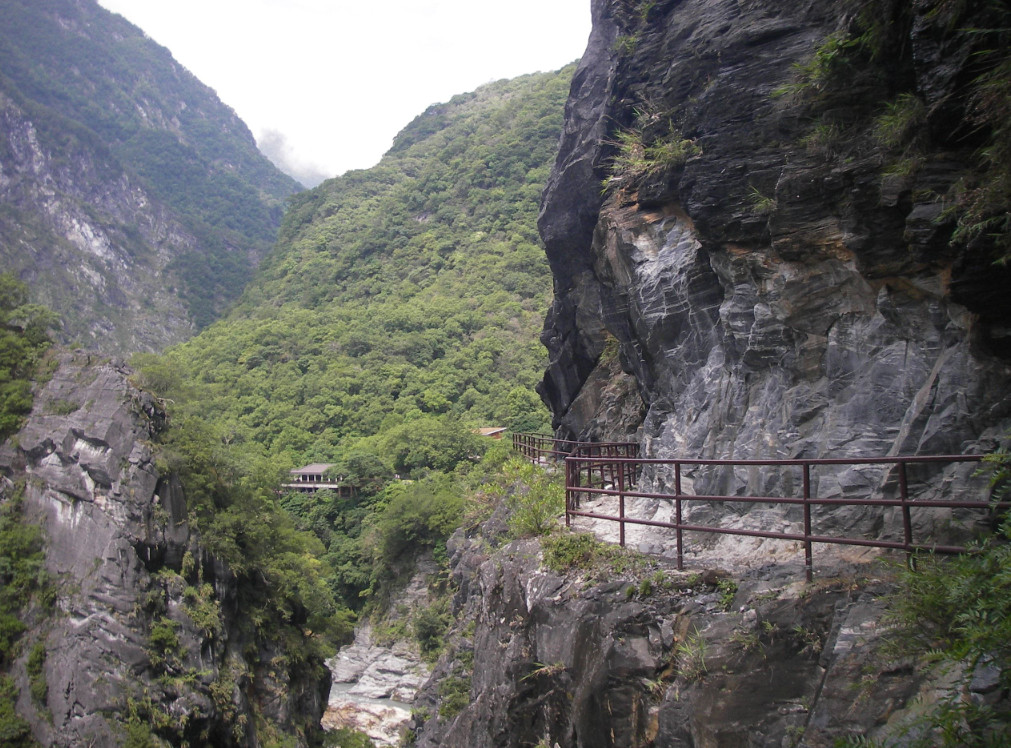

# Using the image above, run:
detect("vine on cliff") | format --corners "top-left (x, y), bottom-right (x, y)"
top-left (0, 484), bottom-right (53, 746)
top-left (0, 273), bottom-right (58, 442)
top-left (602, 106), bottom-right (701, 194)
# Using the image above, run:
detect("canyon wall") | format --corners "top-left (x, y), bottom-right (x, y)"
top-left (0, 354), bottom-right (328, 746)
top-left (0, 0), bottom-right (301, 352)
top-left (396, 5), bottom-right (1011, 742)
top-left (538, 0), bottom-right (1011, 468)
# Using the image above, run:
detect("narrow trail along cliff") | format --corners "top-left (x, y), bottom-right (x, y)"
top-left (405, 0), bottom-right (1011, 745)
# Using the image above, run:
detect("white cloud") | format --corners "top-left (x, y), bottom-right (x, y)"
top-left (256, 129), bottom-right (329, 188)
top-left (97, 0), bottom-right (591, 182)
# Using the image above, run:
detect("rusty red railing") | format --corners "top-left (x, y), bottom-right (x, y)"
top-left (512, 432), bottom-right (584, 462)
top-left (512, 433), bottom-right (642, 464)
top-left (512, 434), bottom-right (1005, 581)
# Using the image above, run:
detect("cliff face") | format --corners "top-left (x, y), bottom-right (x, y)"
top-left (0, 0), bottom-right (302, 351)
top-left (538, 0), bottom-right (1011, 460)
top-left (0, 90), bottom-right (198, 352)
top-left (0, 353), bottom-right (327, 746)
top-left (408, 523), bottom-right (984, 747)
top-left (420, 6), bottom-right (1011, 742)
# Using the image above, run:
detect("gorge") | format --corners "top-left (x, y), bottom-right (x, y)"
top-left (408, 0), bottom-right (1011, 744)
top-left (1, 0), bottom-right (1010, 746)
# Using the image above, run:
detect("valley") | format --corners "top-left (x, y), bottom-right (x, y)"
top-left (1, 0), bottom-right (1011, 746)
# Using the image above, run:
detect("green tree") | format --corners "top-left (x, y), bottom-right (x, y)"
top-left (0, 273), bottom-right (57, 440)
top-left (381, 416), bottom-right (485, 476)
top-left (327, 452), bottom-right (393, 496)
top-left (151, 66), bottom-right (568, 466)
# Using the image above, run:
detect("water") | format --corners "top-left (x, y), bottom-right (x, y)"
top-left (327, 681), bottom-right (414, 713)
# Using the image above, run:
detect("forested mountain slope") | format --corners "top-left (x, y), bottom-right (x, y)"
top-left (0, 0), bottom-right (301, 351)
top-left (153, 67), bottom-right (575, 469)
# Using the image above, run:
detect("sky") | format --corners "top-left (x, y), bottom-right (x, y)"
top-left (96, 0), bottom-right (592, 187)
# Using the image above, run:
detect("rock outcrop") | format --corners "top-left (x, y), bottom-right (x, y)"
top-left (405, 3), bottom-right (1011, 744)
top-left (409, 523), bottom-right (986, 747)
top-left (0, 90), bottom-right (197, 353)
top-left (324, 560), bottom-right (440, 746)
top-left (0, 353), bottom-right (328, 746)
top-left (325, 623), bottom-right (428, 746)
top-left (538, 0), bottom-right (1011, 465)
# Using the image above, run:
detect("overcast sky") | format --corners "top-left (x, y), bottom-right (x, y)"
top-left (96, 0), bottom-right (592, 186)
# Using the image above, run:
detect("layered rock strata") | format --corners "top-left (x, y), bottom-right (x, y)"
top-left (0, 90), bottom-right (197, 352)
top-left (0, 353), bottom-right (327, 746)
top-left (410, 525), bottom-right (983, 747)
top-left (538, 0), bottom-right (1011, 465)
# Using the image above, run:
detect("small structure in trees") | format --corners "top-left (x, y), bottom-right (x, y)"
top-left (476, 427), bottom-right (507, 439)
top-left (282, 463), bottom-right (357, 497)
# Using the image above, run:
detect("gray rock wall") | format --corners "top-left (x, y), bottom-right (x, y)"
top-left (409, 527), bottom-right (968, 747)
top-left (0, 353), bottom-right (327, 746)
top-left (538, 0), bottom-right (1011, 468)
top-left (0, 91), bottom-right (197, 353)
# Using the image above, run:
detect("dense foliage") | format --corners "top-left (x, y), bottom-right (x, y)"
top-left (881, 449), bottom-right (1011, 746)
top-left (150, 408), bottom-right (352, 654)
top-left (138, 346), bottom-right (521, 625)
top-left (105, 388), bottom-right (354, 745)
top-left (0, 0), bottom-right (300, 328)
top-left (0, 273), bottom-right (56, 441)
top-left (0, 486), bottom-right (52, 748)
top-left (153, 65), bottom-right (573, 470)
top-left (0, 277), bottom-right (53, 745)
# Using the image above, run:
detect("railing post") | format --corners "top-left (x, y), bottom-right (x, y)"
top-left (618, 460), bottom-right (626, 547)
top-left (581, 451), bottom-right (589, 502)
top-left (565, 457), bottom-right (572, 527)
top-left (803, 463), bottom-right (812, 583)
top-left (675, 461), bottom-right (684, 571)
top-left (573, 454), bottom-right (581, 510)
top-left (899, 461), bottom-right (912, 561)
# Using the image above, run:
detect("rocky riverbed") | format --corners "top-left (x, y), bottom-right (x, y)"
top-left (324, 623), bottom-right (429, 746)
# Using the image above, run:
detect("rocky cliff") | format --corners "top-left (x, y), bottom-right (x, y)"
top-left (0, 0), bottom-right (301, 352)
top-left (538, 0), bottom-right (1011, 463)
top-left (0, 353), bottom-right (328, 746)
top-left (407, 512), bottom-right (1005, 747)
top-left (0, 90), bottom-right (198, 353)
top-left (394, 2), bottom-right (1011, 745)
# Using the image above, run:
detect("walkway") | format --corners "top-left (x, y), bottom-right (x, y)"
top-left (512, 433), bottom-right (1001, 579)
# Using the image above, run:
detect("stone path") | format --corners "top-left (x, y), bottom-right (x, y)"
top-left (569, 491), bottom-right (885, 579)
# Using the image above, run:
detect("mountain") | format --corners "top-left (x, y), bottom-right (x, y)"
top-left (6, 0), bottom-right (1011, 744)
top-left (153, 66), bottom-right (575, 468)
top-left (0, 0), bottom-right (301, 352)
top-left (0, 60), bottom-right (578, 746)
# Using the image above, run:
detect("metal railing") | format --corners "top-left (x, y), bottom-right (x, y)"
top-left (564, 452), bottom-right (1001, 580)
top-left (511, 433), bottom-right (1006, 579)
top-left (512, 432), bottom-right (641, 469)
top-left (512, 432), bottom-right (584, 463)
